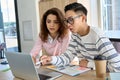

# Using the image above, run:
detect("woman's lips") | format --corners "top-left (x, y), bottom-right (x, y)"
top-left (49, 28), bottom-right (55, 30)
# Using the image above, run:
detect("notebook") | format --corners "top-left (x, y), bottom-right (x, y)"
top-left (5, 51), bottom-right (62, 80)
top-left (47, 65), bottom-right (91, 76)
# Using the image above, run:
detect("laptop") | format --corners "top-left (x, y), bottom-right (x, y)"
top-left (5, 51), bottom-right (62, 80)
top-left (110, 72), bottom-right (120, 80)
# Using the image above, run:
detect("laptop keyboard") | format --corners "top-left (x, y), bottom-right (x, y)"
top-left (38, 74), bottom-right (51, 80)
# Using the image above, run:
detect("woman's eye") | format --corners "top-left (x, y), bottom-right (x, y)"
top-left (47, 20), bottom-right (51, 23)
top-left (54, 21), bottom-right (59, 24)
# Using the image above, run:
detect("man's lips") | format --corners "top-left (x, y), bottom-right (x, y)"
top-left (70, 28), bottom-right (73, 31)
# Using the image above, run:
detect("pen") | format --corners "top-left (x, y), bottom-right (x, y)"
top-left (35, 60), bottom-right (43, 65)
top-left (87, 67), bottom-right (93, 70)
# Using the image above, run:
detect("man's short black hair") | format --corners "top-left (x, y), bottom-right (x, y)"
top-left (64, 2), bottom-right (87, 16)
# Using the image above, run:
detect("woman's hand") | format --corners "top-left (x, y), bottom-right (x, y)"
top-left (40, 55), bottom-right (52, 65)
top-left (79, 59), bottom-right (88, 67)
top-left (32, 56), bottom-right (36, 64)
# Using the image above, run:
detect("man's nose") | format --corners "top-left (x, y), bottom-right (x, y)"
top-left (66, 23), bottom-right (71, 28)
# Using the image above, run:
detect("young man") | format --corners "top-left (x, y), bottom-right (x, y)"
top-left (41, 2), bottom-right (120, 72)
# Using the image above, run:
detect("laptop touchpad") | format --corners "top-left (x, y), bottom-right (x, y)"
top-left (38, 74), bottom-right (51, 80)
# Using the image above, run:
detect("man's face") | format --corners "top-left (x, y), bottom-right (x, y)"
top-left (64, 10), bottom-right (82, 33)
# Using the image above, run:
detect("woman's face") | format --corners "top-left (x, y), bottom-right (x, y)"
top-left (46, 14), bottom-right (60, 35)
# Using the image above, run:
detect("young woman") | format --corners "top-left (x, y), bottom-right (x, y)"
top-left (30, 8), bottom-right (71, 63)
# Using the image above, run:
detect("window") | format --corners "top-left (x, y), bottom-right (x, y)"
top-left (0, 0), bottom-right (21, 52)
top-left (100, 0), bottom-right (120, 39)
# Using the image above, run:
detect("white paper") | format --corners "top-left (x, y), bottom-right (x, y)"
top-left (22, 20), bottom-right (33, 41)
top-left (47, 65), bottom-right (91, 76)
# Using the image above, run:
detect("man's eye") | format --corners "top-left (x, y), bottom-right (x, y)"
top-left (68, 18), bottom-right (73, 22)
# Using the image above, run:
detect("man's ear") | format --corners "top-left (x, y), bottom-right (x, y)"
top-left (82, 15), bottom-right (87, 22)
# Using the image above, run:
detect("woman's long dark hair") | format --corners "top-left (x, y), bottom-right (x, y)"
top-left (39, 8), bottom-right (68, 42)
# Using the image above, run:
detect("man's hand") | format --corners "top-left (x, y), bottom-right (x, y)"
top-left (79, 59), bottom-right (88, 67)
top-left (40, 55), bottom-right (52, 65)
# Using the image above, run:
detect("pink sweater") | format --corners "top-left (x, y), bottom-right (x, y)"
top-left (30, 33), bottom-right (71, 58)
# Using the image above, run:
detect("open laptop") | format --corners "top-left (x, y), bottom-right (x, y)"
top-left (110, 73), bottom-right (120, 80)
top-left (5, 51), bottom-right (62, 80)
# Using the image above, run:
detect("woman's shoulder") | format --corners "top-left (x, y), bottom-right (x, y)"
top-left (59, 30), bottom-right (71, 42)
top-left (64, 30), bottom-right (71, 38)
top-left (35, 36), bottom-right (44, 44)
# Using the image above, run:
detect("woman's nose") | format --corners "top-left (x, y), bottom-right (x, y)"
top-left (50, 22), bottom-right (54, 26)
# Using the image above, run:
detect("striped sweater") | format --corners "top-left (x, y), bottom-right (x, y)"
top-left (51, 27), bottom-right (120, 72)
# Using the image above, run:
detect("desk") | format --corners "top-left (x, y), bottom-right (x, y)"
top-left (0, 66), bottom-right (110, 80)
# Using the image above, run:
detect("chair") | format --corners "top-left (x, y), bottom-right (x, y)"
top-left (112, 41), bottom-right (120, 53)
top-left (0, 42), bottom-right (8, 65)
top-left (0, 42), bottom-right (6, 59)
top-left (110, 38), bottom-right (120, 54)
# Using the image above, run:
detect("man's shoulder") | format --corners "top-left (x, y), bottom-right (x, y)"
top-left (72, 33), bottom-right (80, 37)
top-left (90, 26), bottom-right (105, 36)
top-left (71, 33), bottom-right (81, 41)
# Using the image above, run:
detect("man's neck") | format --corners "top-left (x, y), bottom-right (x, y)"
top-left (78, 25), bottom-right (90, 36)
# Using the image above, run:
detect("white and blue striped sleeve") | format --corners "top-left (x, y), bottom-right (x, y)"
top-left (96, 36), bottom-right (120, 72)
top-left (50, 35), bottom-right (78, 67)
